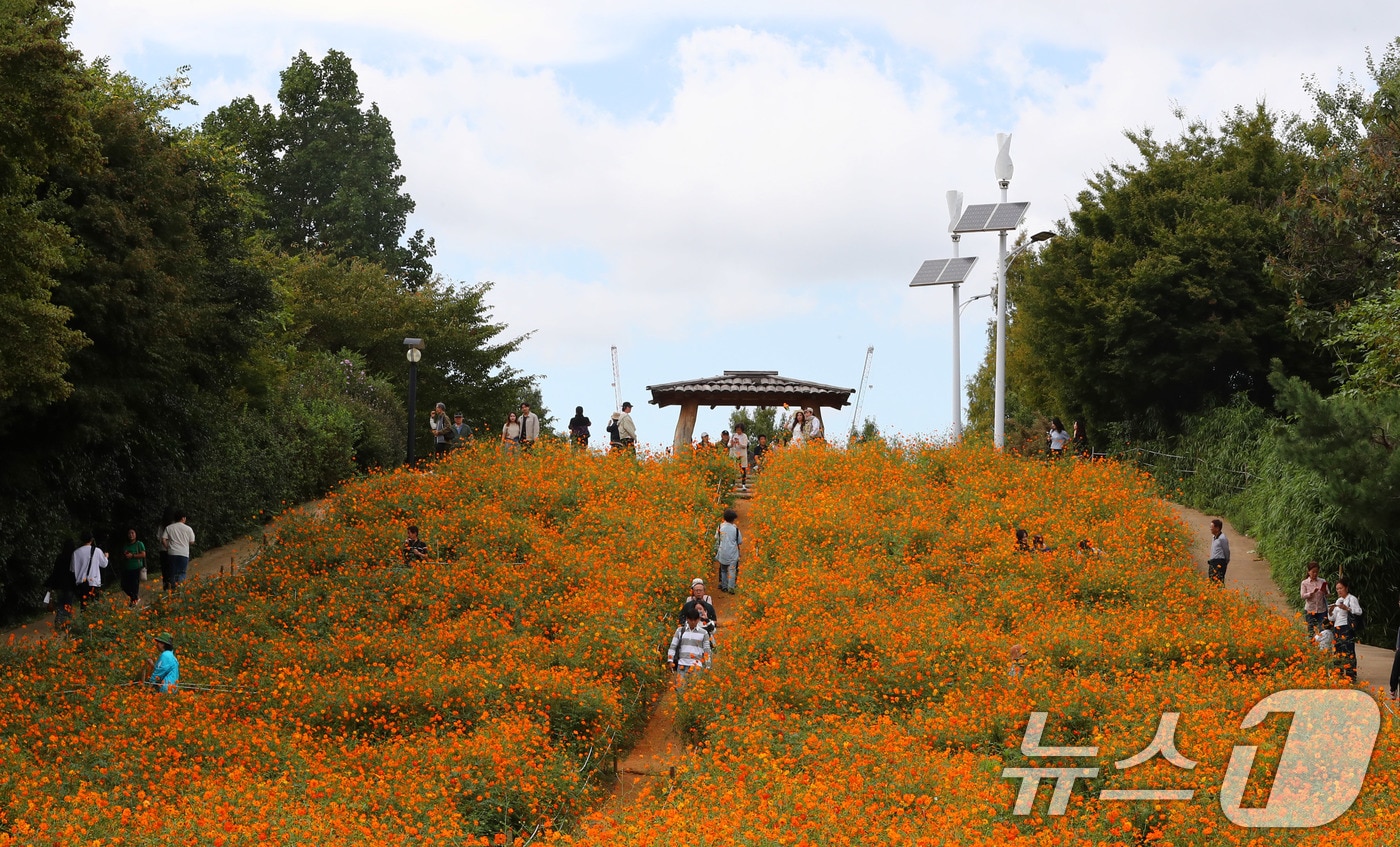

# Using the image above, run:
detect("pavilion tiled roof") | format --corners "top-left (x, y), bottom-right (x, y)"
top-left (646, 371), bottom-right (854, 409)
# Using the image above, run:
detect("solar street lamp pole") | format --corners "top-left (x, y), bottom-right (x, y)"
top-left (993, 133), bottom-right (1014, 450)
top-left (947, 190), bottom-right (964, 440)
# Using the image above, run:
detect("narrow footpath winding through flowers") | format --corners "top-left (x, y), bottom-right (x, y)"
top-left (1169, 502), bottom-right (1394, 691)
top-left (611, 496), bottom-right (750, 807)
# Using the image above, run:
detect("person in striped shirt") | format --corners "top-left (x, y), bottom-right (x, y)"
top-left (667, 606), bottom-right (712, 697)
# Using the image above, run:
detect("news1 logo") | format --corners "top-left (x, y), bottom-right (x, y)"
top-left (1003, 689), bottom-right (1382, 828)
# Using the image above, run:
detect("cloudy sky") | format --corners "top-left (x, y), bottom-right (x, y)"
top-left (70, 2), bottom-right (1400, 446)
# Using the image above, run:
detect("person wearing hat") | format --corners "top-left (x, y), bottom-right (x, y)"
top-left (143, 633), bottom-right (179, 694)
top-left (451, 412), bottom-right (472, 447)
top-left (679, 578), bottom-right (718, 643)
top-left (616, 402), bottom-right (637, 453)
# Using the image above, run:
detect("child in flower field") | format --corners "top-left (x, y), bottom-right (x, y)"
top-left (715, 509), bottom-right (741, 593)
top-left (667, 606), bottom-right (712, 698)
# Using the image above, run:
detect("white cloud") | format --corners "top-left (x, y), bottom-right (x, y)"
top-left (66, 2), bottom-right (1400, 436)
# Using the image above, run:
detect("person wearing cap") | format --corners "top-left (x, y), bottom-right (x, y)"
top-left (144, 633), bottom-right (179, 694)
top-left (451, 412), bottom-right (472, 447)
top-left (696, 432), bottom-right (713, 451)
top-left (680, 579), bottom-right (718, 642)
top-left (616, 402), bottom-right (637, 454)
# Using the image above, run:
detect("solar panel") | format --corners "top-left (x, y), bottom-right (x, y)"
top-left (909, 256), bottom-right (978, 287)
top-left (952, 202), bottom-right (1029, 233)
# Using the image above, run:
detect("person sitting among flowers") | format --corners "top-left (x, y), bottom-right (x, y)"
top-left (141, 632), bottom-right (180, 694)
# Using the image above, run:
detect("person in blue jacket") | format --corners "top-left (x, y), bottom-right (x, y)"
top-left (144, 632), bottom-right (179, 693)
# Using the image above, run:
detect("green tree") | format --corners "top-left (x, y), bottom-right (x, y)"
top-left (969, 106), bottom-right (1317, 438)
top-left (0, 0), bottom-right (92, 411)
top-left (729, 406), bottom-right (782, 442)
top-left (1271, 368), bottom-right (1400, 537)
top-left (202, 49), bottom-right (435, 287)
top-left (1275, 39), bottom-right (1400, 349)
top-left (274, 253), bottom-right (534, 457)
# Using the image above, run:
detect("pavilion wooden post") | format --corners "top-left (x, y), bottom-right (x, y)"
top-left (672, 402), bottom-right (698, 454)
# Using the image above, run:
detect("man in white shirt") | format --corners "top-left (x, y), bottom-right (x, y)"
top-left (161, 513), bottom-right (196, 590)
top-left (1207, 519), bottom-right (1231, 584)
top-left (616, 402), bottom-right (637, 454)
top-left (71, 533), bottom-right (107, 608)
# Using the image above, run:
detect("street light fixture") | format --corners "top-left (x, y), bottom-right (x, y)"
top-left (952, 132), bottom-right (1034, 449)
top-left (404, 337), bottom-right (424, 465)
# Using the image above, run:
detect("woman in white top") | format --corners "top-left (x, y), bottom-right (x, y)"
top-left (790, 411), bottom-right (805, 448)
top-left (501, 412), bottom-right (521, 453)
top-left (1047, 418), bottom-right (1070, 458)
top-left (729, 424), bottom-right (750, 486)
top-left (1328, 578), bottom-right (1362, 680)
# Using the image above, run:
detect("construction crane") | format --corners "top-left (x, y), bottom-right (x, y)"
top-left (848, 346), bottom-right (874, 438)
top-left (610, 346), bottom-right (623, 410)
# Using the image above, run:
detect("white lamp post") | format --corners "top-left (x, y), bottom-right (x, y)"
top-left (993, 133), bottom-right (1015, 451)
top-left (947, 190), bottom-right (965, 439)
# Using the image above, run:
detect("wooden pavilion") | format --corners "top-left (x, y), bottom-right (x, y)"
top-left (646, 370), bottom-right (855, 453)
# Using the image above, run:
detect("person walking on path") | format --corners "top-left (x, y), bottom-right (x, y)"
top-left (616, 402), bottom-right (637, 454)
top-left (568, 406), bottom-right (591, 449)
top-left (1300, 561), bottom-right (1330, 636)
top-left (1390, 594), bottom-right (1399, 700)
top-left (1072, 419), bottom-right (1089, 457)
top-left (501, 412), bottom-right (522, 454)
top-left (71, 533), bottom-right (106, 608)
top-left (1206, 519), bottom-right (1231, 584)
top-left (430, 402), bottom-right (453, 458)
top-left (142, 632), bottom-right (179, 694)
top-left (666, 606), bottom-right (712, 699)
top-left (730, 424), bottom-right (750, 487)
top-left (1047, 418), bottom-right (1070, 458)
top-left (120, 528), bottom-right (146, 609)
top-left (715, 508), bottom-right (742, 593)
top-left (518, 402), bottom-right (540, 451)
top-left (161, 513), bottom-right (195, 590)
top-left (680, 578), bottom-right (718, 643)
top-left (1328, 578), bottom-right (1362, 681)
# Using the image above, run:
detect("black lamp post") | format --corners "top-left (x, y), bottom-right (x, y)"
top-left (404, 337), bottom-right (424, 465)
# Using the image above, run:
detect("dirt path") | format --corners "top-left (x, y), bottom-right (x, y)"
top-left (5, 500), bottom-right (326, 646)
top-left (1168, 502), bottom-right (1394, 694)
top-left (610, 496), bottom-right (750, 806)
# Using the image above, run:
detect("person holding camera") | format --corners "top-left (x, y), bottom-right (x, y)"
top-left (1328, 578), bottom-right (1362, 681)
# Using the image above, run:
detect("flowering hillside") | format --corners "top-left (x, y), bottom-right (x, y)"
top-left (0, 444), bottom-right (724, 846)
top-left (562, 444), bottom-right (1399, 846)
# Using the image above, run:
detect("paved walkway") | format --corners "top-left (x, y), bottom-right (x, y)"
top-left (1169, 503), bottom-right (1395, 694)
top-left (6, 502), bottom-right (323, 646)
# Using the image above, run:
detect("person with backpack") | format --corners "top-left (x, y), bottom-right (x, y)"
top-left (715, 509), bottom-right (742, 593)
top-left (1328, 577), bottom-right (1362, 681)
top-left (71, 532), bottom-right (107, 609)
top-left (666, 606), bottom-right (712, 699)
